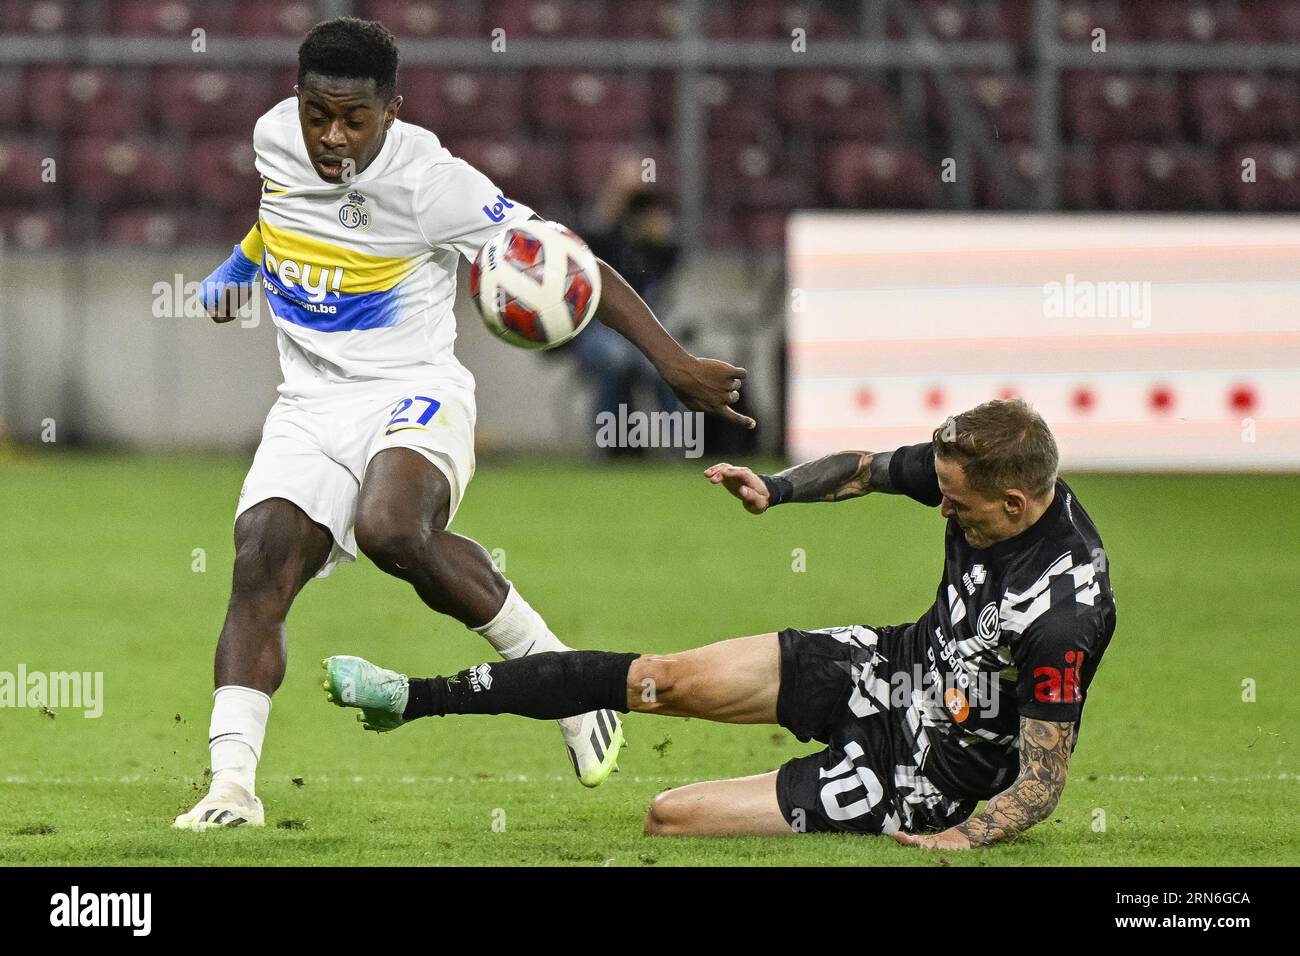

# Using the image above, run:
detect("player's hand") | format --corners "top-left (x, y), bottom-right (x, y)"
top-left (666, 357), bottom-right (756, 430)
top-left (206, 283), bottom-right (256, 323)
top-left (704, 463), bottom-right (770, 515)
top-left (893, 829), bottom-right (972, 851)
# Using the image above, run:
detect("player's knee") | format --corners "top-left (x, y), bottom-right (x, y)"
top-left (644, 788), bottom-right (693, 836)
top-left (354, 509), bottom-right (427, 572)
top-left (230, 509), bottom-right (316, 606)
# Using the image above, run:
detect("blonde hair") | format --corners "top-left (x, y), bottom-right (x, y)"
top-left (932, 399), bottom-right (1058, 499)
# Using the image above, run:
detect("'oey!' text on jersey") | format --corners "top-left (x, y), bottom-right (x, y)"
top-left (887, 443), bottom-right (1117, 799)
top-left (253, 98), bottom-right (535, 395)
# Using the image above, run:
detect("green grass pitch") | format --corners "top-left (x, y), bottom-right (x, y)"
top-left (0, 451), bottom-right (1295, 866)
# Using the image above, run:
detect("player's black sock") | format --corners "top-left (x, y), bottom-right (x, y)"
top-left (402, 651), bottom-right (639, 721)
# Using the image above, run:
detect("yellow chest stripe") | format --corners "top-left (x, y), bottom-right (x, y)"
top-left (259, 221), bottom-right (419, 295)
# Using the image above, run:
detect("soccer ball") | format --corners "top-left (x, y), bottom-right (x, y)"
top-left (469, 220), bottom-right (602, 350)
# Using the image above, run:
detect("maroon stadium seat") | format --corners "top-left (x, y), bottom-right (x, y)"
top-left (101, 207), bottom-right (224, 246)
top-left (706, 0), bottom-right (855, 39)
top-left (0, 208), bottom-right (64, 249)
top-left (109, 0), bottom-right (230, 36)
top-left (775, 71), bottom-right (898, 139)
top-left (565, 138), bottom-right (676, 202)
top-left (154, 68), bottom-right (281, 134)
top-left (820, 141), bottom-right (938, 208)
top-left (1139, 0), bottom-right (1267, 42)
top-left (186, 136), bottom-right (260, 209)
top-left (976, 142), bottom-right (1101, 210)
top-left (444, 137), bottom-right (566, 206)
top-left (528, 71), bottom-right (650, 137)
top-left (0, 68), bottom-right (23, 129)
top-left (67, 136), bottom-right (185, 205)
top-left (917, 0), bottom-right (1027, 41)
top-left (709, 138), bottom-right (815, 212)
top-left (607, 1), bottom-right (684, 38)
top-left (25, 66), bottom-right (147, 134)
top-left (232, 0), bottom-right (322, 37)
top-left (1057, 0), bottom-right (1139, 42)
top-left (930, 72), bottom-right (1035, 141)
top-left (1, 0), bottom-right (76, 34)
top-left (361, 0), bottom-right (485, 38)
top-left (1186, 73), bottom-right (1300, 145)
top-left (1224, 143), bottom-right (1300, 211)
top-left (0, 136), bottom-right (58, 199)
top-left (485, 0), bottom-right (607, 38)
top-left (697, 74), bottom-right (783, 142)
top-left (399, 69), bottom-right (526, 136)
top-left (1063, 72), bottom-right (1182, 142)
top-left (1097, 143), bottom-right (1222, 210)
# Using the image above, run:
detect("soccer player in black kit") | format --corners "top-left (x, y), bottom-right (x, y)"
top-left (324, 399), bottom-right (1116, 849)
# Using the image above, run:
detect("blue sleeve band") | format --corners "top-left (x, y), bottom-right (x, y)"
top-left (201, 244), bottom-right (261, 309)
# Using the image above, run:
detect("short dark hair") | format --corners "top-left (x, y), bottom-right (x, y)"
top-left (932, 398), bottom-right (1059, 499)
top-left (297, 17), bottom-right (398, 101)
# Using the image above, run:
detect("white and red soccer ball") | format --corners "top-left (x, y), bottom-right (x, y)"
top-left (470, 220), bottom-right (601, 350)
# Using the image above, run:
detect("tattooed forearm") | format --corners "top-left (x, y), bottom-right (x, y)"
top-left (763, 450), bottom-right (895, 504)
top-left (953, 718), bottom-right (1074, 847)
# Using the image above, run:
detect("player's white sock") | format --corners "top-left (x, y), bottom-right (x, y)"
top-left (208, 685), bottom-right (271, 794)
top-left (473, 584), bottom-right (570, 660)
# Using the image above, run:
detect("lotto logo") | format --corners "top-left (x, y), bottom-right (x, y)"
top-left (1033, 650), bottom-right (1085, 704)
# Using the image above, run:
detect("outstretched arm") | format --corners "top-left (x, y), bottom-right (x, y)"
top-left (894, 717), bottom-right (1075, 850)
top-left (704, 450), bottom-right (896, 515)
top-left (524, 213), bottom-right (754, 429)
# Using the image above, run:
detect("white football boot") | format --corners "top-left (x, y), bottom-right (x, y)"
top-left (558, 708), bottom-right (623, 788)
top-left (173, 780), bottom-right (265, 831)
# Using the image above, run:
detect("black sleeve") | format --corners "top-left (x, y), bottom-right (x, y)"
top-left (1013, 612), bottom-right (1097, 722)
top-left (887, 442), bottom-right (942, 507)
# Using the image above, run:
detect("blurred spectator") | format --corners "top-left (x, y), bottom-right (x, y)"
top-left (570, 154), bottom-right (682, 456)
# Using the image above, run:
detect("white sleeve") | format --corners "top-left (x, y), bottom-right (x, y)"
top-left (412, 158), bottom-right (537, 260)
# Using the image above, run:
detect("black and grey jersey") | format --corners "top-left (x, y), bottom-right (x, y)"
top-left (884, 443), bottom-right (1117, 800)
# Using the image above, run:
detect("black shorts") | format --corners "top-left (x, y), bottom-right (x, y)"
top-left (774, 625), bottom-right (978, 835)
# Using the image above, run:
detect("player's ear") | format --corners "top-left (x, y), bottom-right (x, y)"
top-left (1003, 488), bottom-right (1028, 517)
top-left (385, 95), bottom-right (402, 127)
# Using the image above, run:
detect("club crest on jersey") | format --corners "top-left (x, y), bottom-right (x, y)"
top-left (482, 194), bottom-right (516, 223)
top-left (338, 191), bottom-right (370, 230)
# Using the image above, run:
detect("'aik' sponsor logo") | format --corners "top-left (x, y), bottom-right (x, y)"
top-left (1033, 650), bottom-right (1085, 704)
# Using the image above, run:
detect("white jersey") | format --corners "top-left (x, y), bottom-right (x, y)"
top-left (252, 97), bottom-right (535, 397)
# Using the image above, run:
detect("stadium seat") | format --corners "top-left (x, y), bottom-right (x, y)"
top-left (930, 72), bottom-right (1035, 142)
top-left (1057, 0), bottom-right (1139, 43)
top-left (109, 0), bottom-right (230, 36)
top-left (485, 0), bottom-right (607, 38)
top-left (361, 0), bottom-right (485, 37)
top-left (820, 141), bottom-right (938, 208)
top-left (527, 71), bottom-right (651, 137)
top-left (0, 208), bottom-right (64, 249)
top-left (1063, 72), bottom-right (1182, 142)
top-left (566, 138), bottom-right (674, 201)
top-left (100, 207), bottom-right (225, 246)
top-left (774, 71), bottom-right (898, 139)
top-left (1224, 143), bottom-right (1300, 211)
top-left (0, 136), bottom-right (58, 199)
top-left (705, 0), bottom-right (856, 39)
top-left (917, 0), bottom-right (1028, 42)
top-left (185, 137), bottom-right (259, 209)
top-left (0, 68), bottom-right (23, 129)
top-left (25, 66), bottom-right (147, 134)
top-left (696, 74), bottom-right (783, 142)
top-left (1096, 142), bottom-right (1222, 210)
top-left (976, 142), bottom-right (1101, 210)
top-left (1186, 73), bottom-right (1300, 145)
top-left (399, 69), bottom-right (526, 136)
top-left (154, 68), bottom-right (280, 134)
top-left (443, 137), bottom-right (567, 206)
top-left (232, 0), bottom-right (321, 37)
top-left (709, 139), bottom-right (815, 212)
top-left (1139, 0), bottom-right (1267, 42)
top-left (1, 0), bottom-right (76, 34)
top-left (606, 1), bottom-right (684, 38)
top-left (67, 136), bottom-right (185, 205)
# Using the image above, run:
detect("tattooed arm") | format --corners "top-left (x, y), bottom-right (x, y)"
top-left (703, 451), bottom-right (896, 515)
top-left (894, 717), bottom-right (1076, 850)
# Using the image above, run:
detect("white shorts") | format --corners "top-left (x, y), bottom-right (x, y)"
top-left (236, 379), bottom-right (477, 577)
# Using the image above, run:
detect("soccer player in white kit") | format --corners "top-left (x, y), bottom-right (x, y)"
top-left (175, 17), bottom-right (753, 830)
